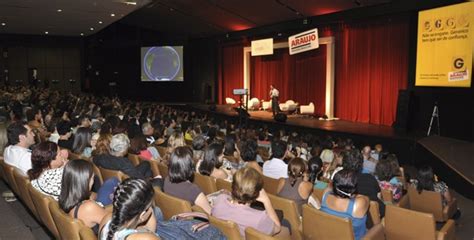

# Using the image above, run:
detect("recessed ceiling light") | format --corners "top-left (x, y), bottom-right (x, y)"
top-left (1, 22), bottom-right (6, 26)
top-left (45, 31), bottom-right (49, 34)
top-left (57, 9), bottom-right (62, 12)
top-left (124, 0), bottom-right (137, 5)
top-left (80, 33), bottom-right (84, 36)
top-left (98, 21), bottom-right (103, 24)
top-left (110, 13), bottom-right (115, 17)
top-left (90, 27), bottom-right (94, 31)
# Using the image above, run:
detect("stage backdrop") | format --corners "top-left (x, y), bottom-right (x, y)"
top-left (218, 17), bottom-right (409, 126)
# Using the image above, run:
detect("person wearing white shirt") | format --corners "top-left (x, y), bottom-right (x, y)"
top-left (263, 140), bottom-right (288, 179)
top-left (4, 121), bottom-right (36, 175)
top-left (269, 85), bottom-right (280, 117)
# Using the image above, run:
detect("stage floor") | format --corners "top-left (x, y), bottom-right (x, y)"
top-left (194, 104), bottom-right (413, 140)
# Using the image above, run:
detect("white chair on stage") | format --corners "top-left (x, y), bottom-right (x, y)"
top-left (225, 97), bottom-right (236, 105)
top-left (248, 98), bottom-right (260, 110)
top-left (262, 99), bottom-right (272, 111)
top-left (279, 100), bottom-right (298, 112)
top-left (300, 102), bottom-right (315, 115)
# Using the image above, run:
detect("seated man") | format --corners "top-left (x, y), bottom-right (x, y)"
top-left (4, 121), bottom-right (35, 175)
top-left (263, 140), bottom-right (288, 179)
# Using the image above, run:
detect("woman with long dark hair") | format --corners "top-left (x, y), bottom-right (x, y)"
top-left (411, 165), bottom-right (453, 206)
top-left (197, 143), bottom-right (228, 180)
top-left (59, 159), bottom-right (119, 235)
top-left (99, 178), bottom-right (158, 240)
top-left (72, 127), bottom-right (93, 158)
top-left (28, 141), bottom-right (68, 200)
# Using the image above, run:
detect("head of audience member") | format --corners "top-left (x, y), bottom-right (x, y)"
top-left (192, 134), bottom-right (206, 151)
top-left (223, 135), bottom-right (236, 157)
top-left (287, 157), bottom-right (307, 186)
top-left (169, 146), bottom-right (195, 183)
top-left (57, 120), bottom-right (72, 139)
top-left (240, 139), bottom-right (258, 162)
top-left (332, 169), bottom-right (358, 199)
top-left (106, 178), bottom-right (155, 240)
top-left (7, 121), bottom-right (35, 148)
top-left (375, 159), bottom-right (394, 182)
top-left (58, 159), bottom-right (94, 212)
top-left (199, 143), bottom-right (224, 176)
top-left (232, 167), bottom-right (263, 205)
top-left (320, 149), bottom-right (334, 165)
top-left (374, 144), bottom-right (383, 153)
top-left (384, 154), bottom-right (401, 176)
top-left (141, 122), bottom-right (154, 137)
top-left (109, 133), bottom-right (130, 157)
top-left (129, 135), bottom-right (148, 155)
top-left (308, 156), bottom-right (324, 183)
top-left (90, 133), bottom-right (100, 150)
top-left (342, 148), bottom-right (363, 173)
top-left (167, 131), bottom-right (185, 150)
top-left (72, 127), bottom-right (92, 155)
top-left (28, 141), bottom-right (65, 180)
top-left (415, 165), bottom-right (435, 193)
top-left (361, 145), bottom-right (372, 160)
top-left (271, 140), bottom-right (287, 159)
top-left (92, 133), bottom-right (112, 156)
top-left (26, 108), bottom-right (42, 123)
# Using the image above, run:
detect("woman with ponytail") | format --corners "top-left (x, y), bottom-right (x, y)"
top-left (99, 178), bottom-right (159, 240)
top-left (276, 157), bottom-right (313, 215)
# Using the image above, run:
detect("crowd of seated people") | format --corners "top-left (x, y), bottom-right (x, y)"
top-left (0, 86), bottom-right (460, 239)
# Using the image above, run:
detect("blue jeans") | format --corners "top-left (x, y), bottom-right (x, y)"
top-left (95, 177), bottom-right (120, 206)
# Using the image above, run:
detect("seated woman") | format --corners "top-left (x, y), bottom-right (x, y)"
top-left (163, 146), bottom-right (212, 214)
top-left (72, 127), bottom-right (93, 158)
top-left (221, 135), bottom-right (245, 174)
top-left (197, 143), bottom-right (228, 180)
top-left (129, 135), bottom-right (154, 161)
top-left (240, 139), bottom-right (263, 174)
top-left (319, 169), bottom-right (369, 240)
top-left (308, 156), bottom-right (327, 189)
top-left (375, 159), bottom-right (403, 202)
top-left (99, 178), bottom-right (159, 240)
top-left (28, 141), bottom-right (68, 200)
top-left (411, 165), bottom-right (453, 206)
top-left (59, 159), bottom-right (119, 235)
top-left (277, 157), bottom-right (313, 214)
top-left (162, 131), bottom-right (186, 164)
top-left (212, 167), bottom-right (281, 237)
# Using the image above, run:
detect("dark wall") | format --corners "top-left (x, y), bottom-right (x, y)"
top-left (84, 23), bottom-right (218, 103)
top-left (0, 34), bottom-right (83, 92)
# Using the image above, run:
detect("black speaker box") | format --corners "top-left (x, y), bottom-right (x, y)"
top-left (274, 113), bottom-right (287, 122)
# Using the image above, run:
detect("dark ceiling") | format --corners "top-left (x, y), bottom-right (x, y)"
top-left (120, 0), bottom-right (392, 37)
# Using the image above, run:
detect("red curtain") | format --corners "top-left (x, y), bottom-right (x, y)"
top-left (218, 43), bottom-right (244, 104)
top-left (332, 19), bottom-right (409, 125)
top-left (250, 47), bottom-right (327, 116)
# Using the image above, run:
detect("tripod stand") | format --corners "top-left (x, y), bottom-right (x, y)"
top-left (427, 102), bottom-right (440, 136)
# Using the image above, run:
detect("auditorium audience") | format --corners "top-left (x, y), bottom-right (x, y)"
top-left (4, 121), bottom-right (35, 175)
top-left (307, 156), bottom-right (327, 189)
top-left (411, 165), bottom-right (453, 206)
top-left (319, 169), bottom-right (369, 240)
top-left (72, 127), bottom-right (93, 158)
top-left (28, 141), bottom-right (68, 200)
top-left (263, 140), bottom-right (288, 179)
top-left (99, 178), bottom-right (159, 240)
top-left (212, 167), bottom-right (282, 237)
top-left (197, 143), bottom-right (228, 180)
top-left (375, 158), bottom-right (403, 202)
top-left (240, 139), bottom-right (263, 174)
top-left (163, 146), bottom-right (212, 214)
top-left (362, 145), bottom-right (378, 174)
top-left (277, 157), bottom-right (313, 214)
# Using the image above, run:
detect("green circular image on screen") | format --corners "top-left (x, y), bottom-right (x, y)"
top-left (143, 47), bottom-right (181, 81)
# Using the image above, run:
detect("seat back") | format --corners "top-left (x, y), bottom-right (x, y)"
top-left (311, 187), bottom-right (325, 202)
top-left (302, 204), bottom-right (354, 240)
top-left (156, 146), bottom-right (167, 159)
top-left (245, 227), bottom-right (277, 240)
top-left (68, 150), bottom-right (86, 161)
top-left (157, 162), bottom-right (168, 179)
top-left (28, 185), bottom-right (60, 238)
top-left (12, 170), bottom-right (39, 219)
top-left (262, 175), bottom-right (280, 195)
top-left (407, 186), bottom-right (444, 221)
top-left (79, 225), bottom-right (97, 240)
top-left (127, 153), bottom-right (141, 166)
top-left (142, 159), bottom-right (160, 177)
top-left (98, 167), bottom-right (128, 182)
top-left (385, 205), bottom-right (437, 240)
top-left (268, 194), bottom-right (302, 240)
top-left (216, 178), bottom-right (232, 192)
top-left (368, 201), bottom-right (381, 225)
top-left (1, 162), bottom-right (19, 195)
top-left (153, 188), bottom-right (192, 220)
top-left (91, 164), bottom-right (103, 185)
top-left (194, 172), bottom-right (217, 195)
top-left (0, 159), bottom-right (5, 180)
top-left (208, 215), bottom-right (242, 240)
top-left (381, 189), bottom-right (394, 203)
top-left (49, 200), bottom-right (85, 240)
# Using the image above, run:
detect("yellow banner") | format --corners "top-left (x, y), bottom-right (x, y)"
top-left (415, 2), bottom-right (474, 87)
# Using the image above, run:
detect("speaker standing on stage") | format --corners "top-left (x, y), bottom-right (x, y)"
top-left (270, 85), bottom-right (280, 117)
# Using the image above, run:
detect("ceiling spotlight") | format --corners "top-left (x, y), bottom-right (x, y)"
top-left (45, 31), bottom-right (49, 34)
top-left (1, 22), bottom-right (6, 26)
top-left (90, 27), bottom-right (94, 31)
top-left (57, 9), bottom-right (62, 12)
top-left (80, 33), bottom-right (84, 36)
top-left (124, 0), bottom-right (137, 5)
top-left (110, 13), bottom-right (115, 17)
top-left (98, 21), bottom-right (103, 24)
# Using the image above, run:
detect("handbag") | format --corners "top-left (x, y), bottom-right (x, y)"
top-left (157, 212), bottom-right (226, 240)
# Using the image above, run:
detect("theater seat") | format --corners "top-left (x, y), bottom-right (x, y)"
top-left (1, 161), bottom-right (20, 195)
top-left (193, 172), bottom-right (217, 195)
top-left (29, 185), bottom-right (60, 239)
top-left (405, 186), bottom-right (457, 222)
top-left (268, 194), bottom-right (302, 240)
top-left (262, 175), bottom-right (281, 195)
top-left (13, 170), bottom-right (39, 220)
top-left (216, 178), bottom-right (232, 192)
top-left (49, 200), bottom-right (87, 240)
top-left (209, 215), bottom-right (242, 240)
top-left (153, 187), bottom-right (192, 220)
top-left (245, 227), bottom-right (278, 240)
top-left (127, 153), bottom-right (141, 166)
top-left (98, 167), bottom-right (129, 182)
top-left (157, 162), bottom-right (169, 179)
